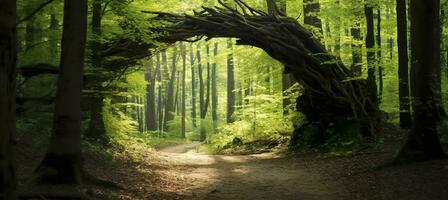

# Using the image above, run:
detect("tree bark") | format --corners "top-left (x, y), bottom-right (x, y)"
top-left (181, 43), bottom-right (187, 138)
top-left (146, 57), bottom-right (158, 131)
top-left (396, 0), bottom-right (412, 128)
top-left (85, 0), bottom-right (107, 144)
top-left (303, 0), bottom-right (323, 40)
top-left (211, 42), bottom-right (218, 123)
top-left (365, 4), bottom-right (379, 106)
top-left (0, 0), bottom-right (18, 197)
top-left (35, 0), bottom-right (88, 184)
top-left (397, 0), bottom-right (446, 162)
top-left (189, 44), bottom-right (197, 127)
top-left (376, 9), bottom-right (383, 102)
top-left (226, 39), bottom-right (235, 123)
top-left (163, 47), bottom-right (177, 131)
top-left (197, 45), bottom-right (206, 141)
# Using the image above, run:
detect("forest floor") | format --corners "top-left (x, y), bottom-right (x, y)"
top-left (16, 127), bottom-right (448, 200)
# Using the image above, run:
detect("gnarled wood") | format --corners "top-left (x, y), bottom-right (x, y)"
top-left (145, 0), bottom-right (380, 135)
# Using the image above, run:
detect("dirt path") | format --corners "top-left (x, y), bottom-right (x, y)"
top-left (154, 143), bottom-right (337, 200)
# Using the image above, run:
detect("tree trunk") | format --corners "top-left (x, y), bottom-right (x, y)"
top-left (156, 53), bottom-right (164, 136)
top-left (211, 42), bottom-right (218, 123)
top-left (163, 47), bottom-right (177, 131)
top-left (351, 22), bottom-right (363, 76)
top-left (189, 44), bottom-right (197, 127)
top-left (303, 0), bottom-right (323, 40)
top-left (0, 0), bottom-right (18, 197)
top-left (365, 4), bottom-right (379, 106)
top-left (226, 39), bottom-right (235, 123)
top-left (396, 0), bottom-right (412, 128)
top-left (197, 46), bottom-right (206, 141)
top-left (397, 0), bottom-right (446, 162)
top-left (85, 0), bottom-right (107, 143)
top-left (146, 58), bottom-right (158, 131)
top-left (376, 9), bottom-right (383, 102)
top-left (35, 0), bottom-right (88, 184)
top-left (181, 43), bottom-right (187, 138)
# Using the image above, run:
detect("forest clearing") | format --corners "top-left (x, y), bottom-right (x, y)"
top-left (2, 0), bottom-right (448, 199)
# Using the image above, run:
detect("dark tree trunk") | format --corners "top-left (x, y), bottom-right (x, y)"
top-left (0, 0), bottom-right (18, 198)
top-left (163, 47), bottom-right (177, 131)
top-left (303, 0), bottom-right (323, 40)
top-left (365, 4), bottom-right (379, 106)
top-left (190, 44), bottom-right (197, 127)
top-left (226, 39), bottom-right (235, 123)
top-left (211, 42), bottom-right (218, 123)
top-left (351, 21), bottom-right (363, 76)
top-left (49, 13), bottom-right (59, 64)
top-left (85, 0), bottom-right (107, 144)
top-left (35, 0), bottom-right (88, 184)
top-left (181, 43), bottom-right (187, 138)
top-left (396, 0), bottom-right (412, 128)
top-left (397, 0), bottom-right (446, 162)
top-left (146, 58), bottom-right (158, 131)
top-left (376, 9), bottom-right (383, 102)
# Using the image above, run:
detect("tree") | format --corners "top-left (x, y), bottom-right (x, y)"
top-left (376, 9), bottom-right (383, 101)
top-left (0, 0), bottom-right (18, 198)
top-left (303, 0), bottom-right (323, 40)
top-left (351, 1), bottom-right (363, 76)
top-left (365, 3), bottom-right (379, 105)
top-left (226, 39), bottom-right (235, 123)
top-left (163, 47), bottom-right (177, 131)
top-left (190, 44), bottom-right (197, 127)
top-left (146, 58), bottom-right (158, 131)
top-left (181, 43), bottom-right (187, 138)
top-left (148, 1), bottom-right (380, 138)
top-left (34, 0), bottom-right (88, 184)
top-left (397, 0), bottom-right (446, 162)
top-left (396, 0), bottom-right (412, 128)
top-left (211, 42), bottom-right (218, 127)
top-left (85, 0), bottom-right (108, 144)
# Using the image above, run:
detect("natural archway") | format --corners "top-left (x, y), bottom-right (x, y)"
top-left (143, 0), bottom-right (380, 141)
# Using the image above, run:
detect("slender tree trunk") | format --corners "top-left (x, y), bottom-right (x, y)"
top-left (146, 58), bottom-right (158, 131)
top-left (181, 43), bottom-right (187, 138)
top-left (365, 4), bottom-right (379, 106)
top-left (0, 0), bottom-right (18, 197)
top-left (205, 44), bottom-right (211, 116)
top-left (397, 0), bottom-right (446, 162)
top-left (227, 39), bottom-right (235, 123)
top-left (334, 0), bottom-right (341, 58)
top-left (156, 53), bottom-right (164, 136)
top-left (190, 44), bottom-right (197, 127)
top-left (376, 9), bottom-right (384, 102)
top-left (351, 22), bottom-right (363, 76)
top-left (35, 0), bottom-right (88, 184)
top-left (211, 43), bottom-right (218, 124)
top-left (163, 47), bottom-right (177, 131)
top-left (197, 45), bottom-right (206, 141)
top-left (396, 0), bottom-right (412, 128)
top-left (49, 13), bottom-right (59, 64)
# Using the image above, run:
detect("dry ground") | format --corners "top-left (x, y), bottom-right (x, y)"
top-left (16, 129), bottom-right (448, 200)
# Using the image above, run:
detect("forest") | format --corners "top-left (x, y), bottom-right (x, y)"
top-left (1, 0), bottom-right (448, 199)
